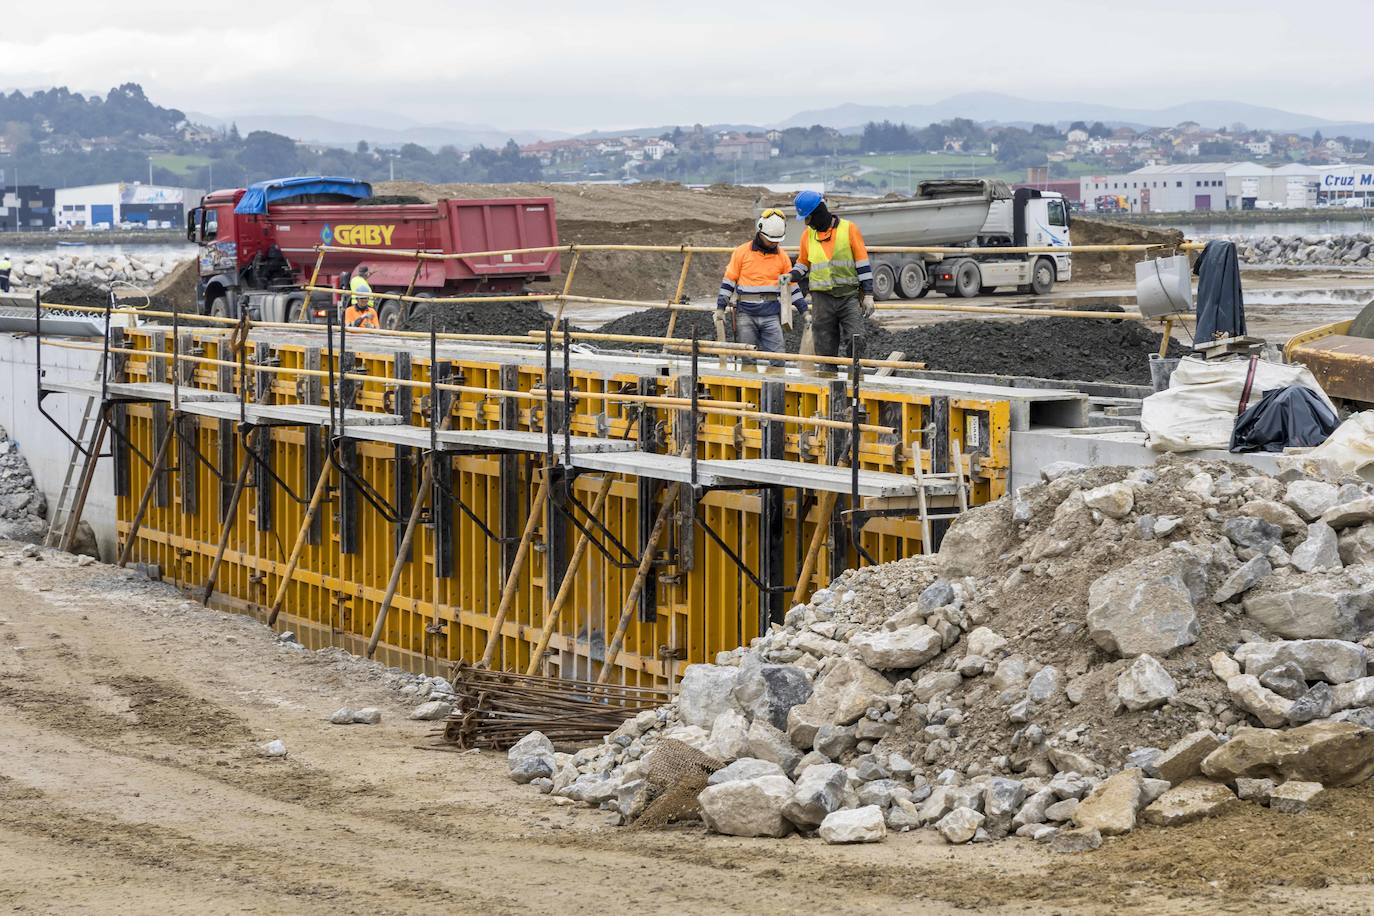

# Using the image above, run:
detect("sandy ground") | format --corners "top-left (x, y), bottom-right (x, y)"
top-left (2, 544), bottom-right (1372, 915)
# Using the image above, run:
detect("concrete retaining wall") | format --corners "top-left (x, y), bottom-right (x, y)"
top-left (0, 333), bottom-right (114, 556)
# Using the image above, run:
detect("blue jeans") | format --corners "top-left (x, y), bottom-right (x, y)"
top-left (735, 312), bottom-right (786, 366)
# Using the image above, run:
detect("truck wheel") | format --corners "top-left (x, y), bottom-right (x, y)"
top-left (897, 262), bottom-right (926, 299)
top-left (1031, 258), bottom-right (1055, 295)
top-left (287, 298), bottom-right (307, 323)
top-left (208, 295), bottom-right (230, 320)
top-left (873, 264), bottom-right (896, 301)
top-left (953, 261), bottom-right (981, 298)
top-left (378, 298), bottom-right (403, 330)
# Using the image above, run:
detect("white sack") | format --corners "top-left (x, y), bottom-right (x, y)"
top-left (1141, 356), bottom-right (1335, 453)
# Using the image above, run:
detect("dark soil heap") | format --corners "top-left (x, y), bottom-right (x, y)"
top-left (400, 299), bottom-right (573, 337)
top-left (598, 307), bottom-right (1182, 385)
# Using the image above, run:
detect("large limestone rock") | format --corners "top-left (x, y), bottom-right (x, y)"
top-left (732, 658), bottom-right (813, 730)
top-left (1235, 639), bottom-right (1368, 684)
top-left (706, 757), bottom-right (785, 786)
top-left (1239, 499), bottom-right (1306, 536)
top-left (936, 806), bottom-right (985, 844)
top-left (1291, 522), bottom-right (1341, 573)
top-left (1201, 722), bottom-right (1374, 787)
top-left (1083, 482), bottom-right (1134, 518)
top-left (747, 719), bottom-right (802, 776)
top-left (1213, 556), bottom-right (1271, 604)
top-left (1072, 768), bottom-right (1143, 836)
top-left (782, 762), bottom-right (847, 829)
top-left (704, 709), bottom-right (752, 761)
top-left (1141, 779), bottom-right (1238, 827)
top-left (1243, 576), bottom-right (1374, 640)
top-left (788, 656), bottom-right (891, 729)
top-left (697, 775), bottom-right (795, 837)
top-left (1285, 480), bottom-right (1339, 521)
top-left (819, 805), bottom-right (887, 844)
top-left (938, 500), bottom-right (1014, 578)
top-left (1227, 674), bottom-right (1295, 727)
top-left (508, 731), bottom-right (556, 784)
top-left (1116, 654), bottom-right (1177, 711)
top-left (677, 664), bottom-right (741, 728)
top-left (1154, 730), bottom-right (1222, 784)
top-left (1339, 524), bottom-right (1374, 566)
top-left (1322, 496), bottom-right (1374, 530)
top-left (1087, 546), bottom-right (1207, 657)
top-left (851, 624), bottom-right (942, 670)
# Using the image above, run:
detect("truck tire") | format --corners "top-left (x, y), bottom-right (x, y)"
top-left (873, 264), bottom-right (896, 301)
top-left (1031, 258), bottom-right (1055, 295)
top-left (378, 298), bottom-right (404, 330)
top-left (287, 297), bottom-right (308, 323)
top-left (897, 261), bottom-right (926, 299)
top-left (208, 295), bottom-right (230, 320)
top-left (946, 260), bottom-right (980, 299)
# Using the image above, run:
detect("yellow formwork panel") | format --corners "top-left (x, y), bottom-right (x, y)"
top-left (112, 326), bottom-right (1011, 687)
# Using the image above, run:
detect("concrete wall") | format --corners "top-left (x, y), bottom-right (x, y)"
top-left (0, 333), bottom-right (115, 556)
top-left (1011, 428), bottom-right (1280, 492)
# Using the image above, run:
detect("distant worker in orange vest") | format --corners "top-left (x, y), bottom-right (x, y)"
top-left (345, 266), bottom-right (380, 329)
top-left (781, 190), bottom-right (875, 359)
top-left (717, 208), bottom-right (806, 366)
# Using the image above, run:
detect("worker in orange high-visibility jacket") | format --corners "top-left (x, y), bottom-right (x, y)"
top-left (344, 265), bottom-right (380, 329)
top-left (717, 208), bottom-right (806, 366)
top-left (781, 190), bottom-right (874, 361)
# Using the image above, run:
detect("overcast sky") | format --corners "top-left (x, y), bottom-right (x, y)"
top-left (2, 1), bottom-right (1368, 132)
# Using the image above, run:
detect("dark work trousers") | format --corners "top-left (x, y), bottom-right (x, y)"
top-left (811, 289), bottom-right (865, 360)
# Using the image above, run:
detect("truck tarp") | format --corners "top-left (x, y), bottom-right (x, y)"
top-left (916, 178), bottom-right (1012, 201)
top-left (234, 177), bottom-right (373, 215)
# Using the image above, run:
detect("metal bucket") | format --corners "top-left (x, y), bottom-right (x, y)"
top-left (1149, 354), bottom-right (1181, 392)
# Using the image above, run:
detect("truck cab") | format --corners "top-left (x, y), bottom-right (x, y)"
top-left (975, 189), bottom-right (1073, 290)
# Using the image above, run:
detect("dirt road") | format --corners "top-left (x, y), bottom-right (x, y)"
top-left (1, 544), bottom-right (1371, 914)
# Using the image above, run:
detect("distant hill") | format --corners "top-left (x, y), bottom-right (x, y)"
top-left (775, 92), bottom-right (1371, 136)
top-left (186, 112), bottom-right (566, 150)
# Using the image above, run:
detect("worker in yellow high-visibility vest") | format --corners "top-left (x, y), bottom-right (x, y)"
top-left (781, 191), bottom-right (874, 360)
top-left (345, 266), bottom-right (379, 329)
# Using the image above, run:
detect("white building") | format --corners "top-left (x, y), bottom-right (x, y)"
top-left (1315, 165), bottom-right (1374, 205)
top-left (1080, 163), bottom-right (1232, 213)
top-left (1080, 162), bottom-right (1325, 212)
top-left (54, 183), bottom-right (201, 230)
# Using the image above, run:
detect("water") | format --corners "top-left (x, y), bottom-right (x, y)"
top-left (1172, 217), bottom-right (1374, 239)
top-left (2, 242), bottom-right (195, 261)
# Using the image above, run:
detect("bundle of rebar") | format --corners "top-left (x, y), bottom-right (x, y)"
top-left (440, 661), bottom-right (672, 750)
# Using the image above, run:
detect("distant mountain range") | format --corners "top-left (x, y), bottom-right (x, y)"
top-left (186, 111), bottom-right (567, 150)
top-left (189, 92), bottom-right (1374, 150)
top-left (775, 92), bottom-right (1374, 137)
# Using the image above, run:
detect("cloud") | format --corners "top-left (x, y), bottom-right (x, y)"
top-left (1, 0), bottom-right (1370, 130)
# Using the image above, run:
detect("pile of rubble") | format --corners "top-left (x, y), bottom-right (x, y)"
top-left (0, 426), bottom-right (48, 544)
top-left (504, 458), bottom-right (1374, 848)
top-left (10, 251), bottom-right (186, 291)
top-left (1227, 233), bottom-right (1374, 267)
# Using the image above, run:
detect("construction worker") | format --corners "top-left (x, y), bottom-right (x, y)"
top-left (0, 255), bottom-right (11, 292)
top-left (345, 265), bottom-right (380, 329)
top-left (718, 208), bottom-right (806, 366)
top-left (781, 191), bottom-right (874, 360)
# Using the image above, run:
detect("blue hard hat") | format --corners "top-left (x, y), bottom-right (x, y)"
top-left (794, 190), bottom-right (823, 219)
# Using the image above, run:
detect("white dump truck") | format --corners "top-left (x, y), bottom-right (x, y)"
top-left (784, 179), bottom-right (1073, 300)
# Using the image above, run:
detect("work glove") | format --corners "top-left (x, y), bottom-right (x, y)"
top-left (778, 273), bottom-right (794, 288)
top-left (861, 295), bottom-right (876, 318)
top-left (715, 298), bottom-right (729, 311)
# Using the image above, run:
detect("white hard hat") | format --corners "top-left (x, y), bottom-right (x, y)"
top-left (756, 208), bottom-right (787, 243)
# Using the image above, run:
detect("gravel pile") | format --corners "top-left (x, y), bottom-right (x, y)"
top-left (503, 457), bottom-right (1374, 848)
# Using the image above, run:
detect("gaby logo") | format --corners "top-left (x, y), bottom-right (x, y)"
top-left (320, 224), bottom-right (397, 246)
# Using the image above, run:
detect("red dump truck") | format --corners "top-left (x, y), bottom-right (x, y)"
top-left (187, 176), bottom-right (560, 327)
